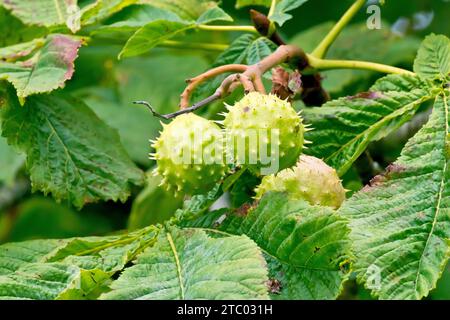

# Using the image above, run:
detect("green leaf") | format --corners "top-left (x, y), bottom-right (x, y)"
top-left (340, 94), bottom-right (450, 299)
top-left (247, 37), bottom-right (277, 65)
top-left (118, 20), bottom-right (194, 59)
top-left (414, 34), bottom-right (450, 82)
top-left (269, 0), bottom-right (309, 26)
top-left (81, 0), bottom-right (139, 25)
top-left (91, 4), bottom-right (182, 40)
top-left (183, 193), bottom-right (352, 299)
top-left (0, 34), bottom-right (83, 100)
top-left (0, 136), bottom-right (24, 185)
top-left (128, 172), bottom-right (183, 230)
top-left (0, 87), bottom-right (144, 209)
top-left (143, 0), bottom-right (219, 20)
top-left (304, 74), bottom-right (433, 176)
top-left (196, 6), bottom-right (233, 24)
top-left (0, 226), bottom-right (159, 299)
top-left (0, 0), bottom-right (81, 32)
top-left (101, 227), bottom-right (269, 299)
top-left (235, 0), bottom-right (271, 9)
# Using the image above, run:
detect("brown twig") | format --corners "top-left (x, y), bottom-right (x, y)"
top-left (180, 64), bottom-right (248, 109)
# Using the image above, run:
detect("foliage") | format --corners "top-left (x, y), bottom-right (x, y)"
top-left (0, 0), bottom-right (449, 301)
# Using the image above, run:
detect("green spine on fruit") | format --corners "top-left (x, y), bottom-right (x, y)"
top-left (151, 113), bottom-right (227, 195)
top-left (254, 155), bottom-right (346, 209)
top-left (222, 92), bottom-right (304, 175)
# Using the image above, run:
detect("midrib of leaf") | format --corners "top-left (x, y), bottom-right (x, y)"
top-left (327, 93), bottom-right (434, 176)
top-left (166, 231), bottom-right (185, 299)
top-left (413, 93), bottom-right (449, 294)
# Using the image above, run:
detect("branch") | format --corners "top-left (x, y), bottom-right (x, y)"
top-left (180, 64), bottom-right (248, 109)
top-left (307, 55), bottom-right (415, 75)
top-left (311, 0), bottom-right (366, 58)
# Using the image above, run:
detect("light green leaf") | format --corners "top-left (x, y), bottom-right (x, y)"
top-left (235, 0), bottom-right (271, 9)
top-left (81, 0), bottom-right (139, 25)
top-left (0, 136), bottom-right (24, 185)
top-left (143, 0), bottom-right (219, 20)
top-left (0, 226), bottom-right (159, 299)
top-left (101, 227), bottom-right (269, 300)
top-left (91, 5), bottom-right (182, 40)
top-left (0, 87), bottom-right (144, 209)
top-left (269, 0), bottom-right (308, 26)
top-left (0, 34), bottom-right (83, 99)
top-left (196, 6), bottom-right (232, 24)
top-left (183, 193), bottom-right (352, 299)
top-left (0, 0), bottom-right (81, 32)
top-left (340, 94), bottom-right (450, 299)
top-left (128, 172), bottom-right (183, 230)
top-left (0, 263), bottom-right (89, 300)
top-left (118, 20), bottom-right (194, 59)
top-left (414, 34), bottom-right (450, 81)
top-left (247, 37), bottom-right (277, 65)
top-left (304, 74), bottom-right (433, 176)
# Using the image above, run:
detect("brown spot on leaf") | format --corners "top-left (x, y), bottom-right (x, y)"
top-left (348, 91), bottom-right (384, 100)
top-left (362, 163), bottom-right (407, 192)
top-left (266, 279), bottom-right (282, 294)
top-left (234, 200), bottom-right (259, 217)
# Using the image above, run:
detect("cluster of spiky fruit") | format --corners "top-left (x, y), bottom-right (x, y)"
top-left (255, 155), bottom-right (346, 209)
top-left (152, 92), bottom-right (307, 195)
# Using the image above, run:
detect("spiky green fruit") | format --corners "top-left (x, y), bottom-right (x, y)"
top-left (151, 113), bottom-right (227, 195)
top-left (223, 92), bottom-right (304, 175)
top-left (255, 155), bottom-right (346, 209)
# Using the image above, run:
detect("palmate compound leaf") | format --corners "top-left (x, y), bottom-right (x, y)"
top-left (0, 0), bottom-right (81, 33)
top-left (0, 34), bottom-right (83, 100)
top-left (181, 193), bottom-right (352, 300)
top-left (0, 226), bottom-right (159, 299)
top-left (101, 227), bottom-right (269, 300)
top-left (303, 74), bottom-right (434, 177)
top-left (0, 87), bottom-right (145, 209)
top-left (340, 93), bottom-right (450, 299)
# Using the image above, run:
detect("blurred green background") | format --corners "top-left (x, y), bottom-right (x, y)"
top-left (0, 0), bottom-right (449, 299)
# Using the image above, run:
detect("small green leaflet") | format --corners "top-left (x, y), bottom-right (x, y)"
top-left (101, 227), bottom-right (269, 300)
top-left (414, 34), bottom-right (450, 82)
top-left (0, 34), bottom-right (83, 100)
top-left (196, 6), bottom-right (233, 24)
top-left (269, 0), bottom-right (309, 26)
top-left (118, 20), bottom-right (194, 59)
top-left (0, 87), bottom-right (145, 209)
